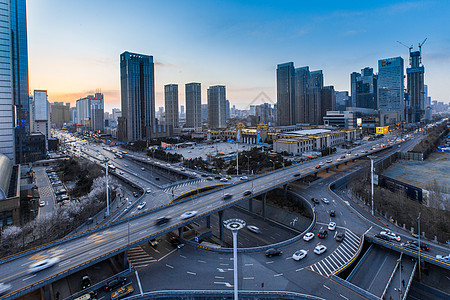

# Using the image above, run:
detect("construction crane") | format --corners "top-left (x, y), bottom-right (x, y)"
top-left (418, 38), bottom-right (427, 64)
top-left (397, 40), bottom-right (413, 53)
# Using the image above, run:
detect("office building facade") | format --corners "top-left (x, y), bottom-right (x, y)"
top-left (351, 67), bottom-right (377, 110)
top-left (294, 66), bottom-right (310, 124)
top-left (119, 51), bottom-right (155, 141)
top-left (75, 93), bottom-right (104, 132)
top-left (335, 91), bottom-right (350, 111)
top-left (164, 84), bottom-right (179, 128)
top-left (50, 102), bottom-right (70, 128)
top-left (406, 50), bottom-right (425, 123)
top-left (185, 82), bottom-right (201, 129)
top-left (276, 62), bottom-right (295, 126)
top-left (207, 85), bottom-right (226, 129)
top-left (377, 57), bottom-right (404, 121)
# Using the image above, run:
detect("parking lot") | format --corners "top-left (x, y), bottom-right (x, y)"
top-left (166, 142), bottom-right (259, 160)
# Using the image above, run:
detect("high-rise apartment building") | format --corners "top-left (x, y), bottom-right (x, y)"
top-left (276, 62), bottom-right (295, 126)
top-left (351, 67), bottom-right (378, 110)
top-left (226, 100), bottom-right (230, 120)
top-left (308, 70), bottom-right (324, 125)
top-left (75, 93), bottom-right (104, 132)
top-left (377, 57), bottom-right (405, 121)
top-left (207, 85), bottom-right (226, 129)
top-left (119, 51), bottom-right (155, 141)
top-left (255, 103), bottom-right (273, 124)
top-left (406, 49), bottom-right (425, 123)
top-left (112, 108), bottom-right (121, 120)
top-left (164, 84), bottom-right (179, 128)
top-left (294, 66), bottom-right (310, 124)
top-left (185, 82), bottom-right (201, 129)
top-left (50, 102), bottom-right (70, 128)
top-left (32, 90), bottom-right (50, 148)
top-left (201, 104), bottom-right (208, 122)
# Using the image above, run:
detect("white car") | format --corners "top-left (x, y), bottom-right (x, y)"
top-left (220, 178), bottom-right (228, 182)
top-left (326, 159), bottom-right (332, 163)
top-left (314, 245), bottom-right (327, 255)
top-left (146, 188), bottom-right (151, 194)
top-left (0, 282), bottom-right (11, 294)
top-left (141, 167), bottom-right (145, 171)
top-left (436, 254), bottom-right (450, 263)
top-left (137, 202), bottom-right (146, 210)
top-left (303, 232), bottom-right (314, 241)
top-left (328, 222), bottom-right (336, 231)
top-left (247, 225), bottom-right (261, 233)
top-left (39, 201), bottom-right (46, 207)
top-left (321, 198), bottom-right (329, 204)
top-left (292, 249), bottom-right (307, 261)
top-left (240, 176), bottom-right (248, 180)
top-left (380, 231), bottom-right (401, 242)
top-left (28, 257), bottom-right (60, 273)
top-left (180, 211), bottom-right (198, 220)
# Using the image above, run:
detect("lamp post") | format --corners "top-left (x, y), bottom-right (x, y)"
top-left (245, 155), bottom-right (250, 175)
top-left (105, 159), bottom-right (110, 217)
top-left (418, 212), bottom-right (421, 282)
top-left (397, 257), bottom-right (402, 300)
top-left (367, 155), bottom-right (376, 216)
top-left (223, 219), bottom-right (246, 300)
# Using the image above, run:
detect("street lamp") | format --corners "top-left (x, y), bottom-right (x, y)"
top-left (244, 155), bottom-right (250, 175)
top-left (397, 257), bottom-right (402, 300)
top-left (418, 212), bottom-right (421, 282)
top-left (367, 155), bottom-right (376, 216)
top-left (223, 219), bottom-right (246, 300)
top-left (104, 159), bottom-right (110, 217)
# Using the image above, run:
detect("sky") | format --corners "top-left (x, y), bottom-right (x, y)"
top-left (27, 0), bottom-right (450, 113)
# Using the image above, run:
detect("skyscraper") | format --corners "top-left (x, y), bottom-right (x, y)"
top-left (164, 84), bottom-right (179, 128)
top-left (75, 93), bottom-right (104, 132)
top-left (294, 66), bottom-right (310, 124)
top-left (350, 67), bottom-right (377, 110)
top-left (321, 86), bottom-right (335, 121)
top-left (276, 62), bottom-right (295, 126)
top-left (185, 82), bottom-right (201, 129)
top-left (377, 57), bottom-right (405, 121)
top-left (119, 51), bottom-right (155, 141)
top-left (207, 85), bottom-right (226, 129)
top-left (406, 48), bottom-right (425, 123)
top-left (309, 70), bottom-right (324, 125)
top-left (335, 91), bottom-right (350, 111)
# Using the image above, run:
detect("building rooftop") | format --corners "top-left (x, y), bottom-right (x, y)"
top-left (289, 129), bottom-right (332, 136)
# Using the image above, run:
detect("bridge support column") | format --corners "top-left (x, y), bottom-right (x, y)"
top-left (249, 198), bottom-right (253, 212)
top-left (206, 215), bottom-right (211, 229)
top-left (336, 164), bottom-right (339, 169)
top-left (123, 251), bottom-right (129, 269)
top-left (218, 210), bottom-right (224, 242)
top-left (178, 227), bottom-right (184, 239)
top-left (263, 193), bottom-right (267, 219)
top-left (314, 172), bottom-right (318, 178)
top-left (49, 284), bottom-right (55, 300)
top-left (345, 162), bottom-right (347, 165)
top-left (283, 184), bottom-right (288, 197)
top-left (326, 168), bottom-right (329, 173)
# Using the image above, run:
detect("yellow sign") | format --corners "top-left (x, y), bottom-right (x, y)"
top-left (376, 126), bottom-right (389, 134)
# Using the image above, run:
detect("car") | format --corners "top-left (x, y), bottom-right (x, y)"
top-left (292, 249), bottom-right (307, 261)
top-left (104, 276), bottom-right (127, 291)
top-left (410, 241), bottom-right (429, 251)
top-left (380, 231), bottom-right (401, 242)
top-left (314, 245), bottom-right (327, 255)
top-left (265, 248), bottom-right (282, 257)
top-left (0, 283), bottom-right (11, 295)
top-left (180, 211), bottom-right (198, 219)
top-left (155, 177), bottom-right (160, 180)
top-left (39, 201), bottom-right (46, 207)
top-left (137, 202), bottom-right (146, 210)
top-left (318, 229), bottom-right (328, 239)
top-left (223, 193), bottom-right (233, 200)
top-left (247, 225), bottom-right (261, 233)
top-left (329, 210), bottom-right (336, 217)
top-left (311, 198), bottom-right (320, 204)
top-left (303, 232), bottom-right (314, 241)
top-left (141, 167), bottom-right (145, 171)
top-left (133, 192), bottom-right (139, 197)
top-left (149, 239), bottom-right (158, 247)
top-left (326, 159), bottom-right (332, 163)
top-left (214, 176), bottom-right (221, 180)
top-left (402, 242), bottom-right (420, 251)
top-left (181, 167), bottom-right (186, 171)
top-left (226, 176), bottom-right (232, 179)
top-left (328, 222), bottom-right (336, 231)
top-left (28, 257), bottom-right (60, 273)
top-left (321, 197), bottom-right (329, 204)
top-left (243, 190), bottom-right (252, 196)
top-left (240, 176), bottom-right (248, 180)
top-left (81, 275), bottom-right (91, 289)
top-left (206, 177), bottom-right (213, 181)
top-left (436, 254), bottom-right (450, 263)
top-left (220, 178), bottom-right (228, 182)
top-left (335, 232), bottom-right (345, 242)
top-left (201, 174), bottom-right (208, 177)
top-left (319, 162), bottom-right (325, 166)
top-left (374, 233), bottom-right (391, 241)
top-left (111, 285), bottom-right (134, 299)
top-left (315, 165), bottom-right (320, 169)
top-left (170, 236), bottom-right (184, 248)
top-left (154, 216), bottom-right (171, 225)
top-left (293, 173), bottom-right (301, 177)
top-left (146, 188), bottom-right (151, 193)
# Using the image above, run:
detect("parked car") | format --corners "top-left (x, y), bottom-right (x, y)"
top-left (335, 232), bottom-right (345, 242)
top-left (265, 248), bottom-right (282, 257)
top-left (303, 232), bottom-right (314, 242)
top-left (247, 225), bottom-right (261, 234)
top-left (318, 229), bottom-right (328, 239)
top-left (314, 245), bottom-right (327, 255)
top-left (292, 250), bottom-right (307, 261)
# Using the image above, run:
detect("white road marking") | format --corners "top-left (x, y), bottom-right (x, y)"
top-left (187, 271), bottom-right (196, 275)
top-left (198, 260), bottom-right (206, 263)
top-left (220, 263), bottom-right (229, 266)
top-left (266, 261), bottom-right (274, 264)
top-left (340, 294), bottom-right (349, 300)
top-left (23, 274), bottom-right (36, 281)
top-left (214, 282), bottom-right (232, 287)
top-left (59, 260), bottom-right (72, 267)
top-left (323, 284), bottom-right (330, 290)
top-left (243, 277), bottom-right (254, 280)
top-left (215, 276), bottom-right (224, 279)
top-left (217, 268), bottom-right (225, 273)
top-left (274, 273), bottom-right (283, 277)
top-left (364, 226), bottom-right (373, 235)
top-left (344, 220), bottom-right (347, 225)
top-left (244, 263), bottom-right (253, 266)
top-left (135, 270), bottom-right (143, 295)
top-left (296, 268), bottom-right (304, 272)
top-left (179, 255), bottom-right (187, 258)
top-left (165, 264), bottom-right (174, 269)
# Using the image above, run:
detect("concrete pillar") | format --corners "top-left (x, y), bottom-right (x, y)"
top-left (249, 198), bottom-right (253, 212)
top-left (178, 227), bottom-right (184, 239)
top-left (326, 168), bottom-right (329, 173)
top-left (345, 162), bottom-right (347, 166)
top-left (283, 184), bottom-right (288, 197)
top-left (218, 210), bottom-right (224, 242)
top-left (123, 251), bottom-right (128, 269)
top-left (263, 193), bottom-right (267, 219)
top-left (49, 284), bottom-right (54, 300)
top-left (206, 215), bottom-right (211, 229)
top-left (336, 164), bottom-right (339, 169)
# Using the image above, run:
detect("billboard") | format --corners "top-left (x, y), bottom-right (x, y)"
top-left (357, 118), bottom-right (362, 127)
top-left (376, 126), bottom-right (389, 134)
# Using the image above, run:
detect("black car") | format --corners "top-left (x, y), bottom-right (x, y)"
top-left (170, 237), bottom-right (184, 248)
top-left (410, 241), bottom-right (429, 251)
top-left (81, 275), bottom-right (91, 289)
top-left (104, 276), bottom-right (127, 291)
top-left (223, 193), bottom-right (233, 200)
top-left (265, 248), bottom-right (282, 257)
top-left (133, 192), bottom-right (139, 197)
top-left (155, 177), bottom-right (160, 180)
top-left (335, 232), bottom-right (345, 242)
top-left (293, 173), bottom-right (301, 177)
top-left (311, 198), bottom-right (320, 204)
top-left (330, 210), bottom-right (336, 217)
top-left (201, 174), bottom-right (207, 177)
top-left (318, 229), bottom-right (328, 239)
top-left (374, 234), bottom-right (390, 241)
top-left (214, 176), bottom-right (221, 180)
top-left (403, 242), bottom-right (420, 251)
top-left (243, 190), bottom-right (252, 196)
top-left (154, 216), bottom-right (171, 226)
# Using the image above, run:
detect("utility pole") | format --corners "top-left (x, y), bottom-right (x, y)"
top-left (105, 160), bottom-right (110, 217)
top-left (367, 156), bottom-right (376, 215)
top-left (223, 219), bottom-right (246, 300)
top-left (418, 212), bottom-right (421, 282)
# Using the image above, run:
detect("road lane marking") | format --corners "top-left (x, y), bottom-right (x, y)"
top-left (179, 255), bottom-right (187, 258)
top-left (215, 276), bottom-right (224, 279)
top-left (244, 263), bottom-right (253, 266)
top-left (323, 284), bottom-right (330, 290)
top-left (198, 260), bottom-right (206, 263)
top-left (59, 260), bottom-right (72, 267)
top-left (340, 294), bottom-right (349, 300)
top-left (187, 271), bottom-right (196, 275)
top-left (214, 282), bottom-right (232, 287)
top-left (266, 261), bottom-right (274, 264)
top-left (243, 277), bottom-right (254, 280)
top-left (296, 268), bottom-right (304, 272)
top-left (23, 274), bottom-right (36, 281)
top-left (165, 264), bottom-right (174, 269)
top-left (220, 263), bottom-right (229, 266)
top-left (274, 273), bottom-right (283, 277)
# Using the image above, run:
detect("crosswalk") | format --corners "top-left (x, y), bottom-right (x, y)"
top-left (127, 246), bottom-right (157, 269)
top-left (308, 229), bottom-right (361, 277)
top-left (162, 179), bottom-right (210, 193)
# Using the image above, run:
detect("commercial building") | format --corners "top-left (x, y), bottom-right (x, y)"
top-left (377, 57), bottom-right (404, 121)
top-left (185, 82), bottom-right (202, 129)
top-left (112, 108), bottom-right (121, 120)
top-left (50, 102), bottom-right (70, 128)
top-left (207, 85), bottom-right (227, 129)
top-left (294, 66), bottom-right (310, 124)
top-left (323, 108), bottom-right (378, 131)
top-left (406, 49), bottom-right (425, 123)
top-left (201, 104), bottom-right (208, 122)
top-left (75, 93), bottom-right (104, 132)
top-left (164, 84), bottom-right (179, 128)
top-left (255, 103), bottom-right (274, 124)
top-left (276, 62), bottom-right (295, 126)
top-left (351, 67), bottom-right (377, 109)
top-left (0, 153), bottom-right (20, 228)
top-left (32, 90), bottom-right (50, 147)
top-left (335, 91), bottom-right (350, 111)
top-left (119, 51), bottom-right (155, 141)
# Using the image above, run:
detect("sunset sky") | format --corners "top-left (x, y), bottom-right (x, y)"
top-left (28, 0), bottom-right (450, 113)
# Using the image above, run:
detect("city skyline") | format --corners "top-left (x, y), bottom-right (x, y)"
top-left (27, 1), bottom-right (450, 113)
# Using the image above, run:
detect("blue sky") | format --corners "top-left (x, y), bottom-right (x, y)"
top-left (28, 0), bottom-right (450, 112)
